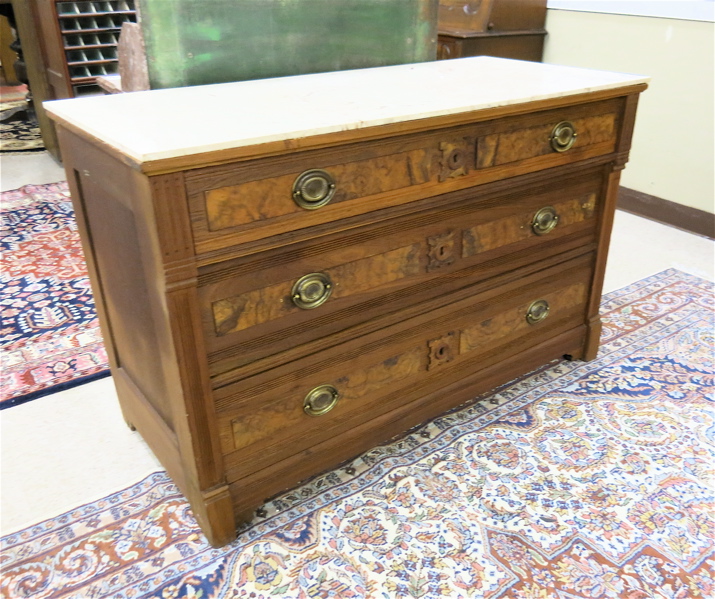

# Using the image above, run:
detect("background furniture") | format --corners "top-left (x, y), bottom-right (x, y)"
top-left (6, 0), bottom-right (136, 158)
top-left (31, 0), bottom-right (137, 99)
top-left (437, 0), bottom-right (547, 61)
top-left (5, 1), bottom-right (58, 156)
top-left (135, 0), bottom-right (437, 89)
top-left (0, 10), bottom-right (20, 84)
top-left (45, 57), bottom-right (647, 547)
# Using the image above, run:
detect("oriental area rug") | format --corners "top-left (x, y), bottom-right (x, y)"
top-left (1, 268), bottom-right (713, 598)
top-left (0, 182), bottom-right (109, 408)
top-left (0, 100), bottom-right (45, 154)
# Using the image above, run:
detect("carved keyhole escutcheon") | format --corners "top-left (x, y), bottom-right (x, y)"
top-left (448, 148), bottom-right (466, 170)
top-left (427, 231), bottom-right (458, 271)
top-left (439, 139), bottom-right (473, 181)
top-left (428, 332), bottom-right (459, 370)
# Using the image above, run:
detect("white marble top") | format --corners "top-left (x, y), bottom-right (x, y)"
top-left (44, 57), bottom-right (648, 165)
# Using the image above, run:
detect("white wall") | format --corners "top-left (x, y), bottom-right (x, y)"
top-left (543, 9), bottom-right (714, 214)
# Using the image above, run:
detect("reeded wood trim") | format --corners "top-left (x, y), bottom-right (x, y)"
top-left (615, 93), bottom-right (640, 158)
top-left (146, 173), bottom-right (227, 491)
top-left (583, 164), bottom-right (622, 353)
top-left (618, 187), bottom-right (715, 240)
top-left (164, 287), bottom-right (225, 489)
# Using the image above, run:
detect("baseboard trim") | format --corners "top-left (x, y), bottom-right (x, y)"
top-left (618, 187), bottom-right (715, 240)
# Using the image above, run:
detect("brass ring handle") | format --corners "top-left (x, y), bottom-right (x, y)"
top-left (532, 206), bottom-right (560, 236)
top-left (526, 299), bottom-right (550, 325)
top-left (303, 384), bottom-right (340, 416)
top-left (292, 169), bottom-right (336, 209)
top-left (292, 272), bottom-right (333, 310)
top-left (550, 121), bottom-right (578, 152)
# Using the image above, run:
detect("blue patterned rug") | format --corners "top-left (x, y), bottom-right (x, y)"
top-left (1, 269), bottom-right (713, 598)
top-left (0, 182), bottom-right (110, 409)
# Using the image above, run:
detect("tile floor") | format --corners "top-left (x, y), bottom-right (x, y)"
top-left (1, 150), bottom-right (714, 535)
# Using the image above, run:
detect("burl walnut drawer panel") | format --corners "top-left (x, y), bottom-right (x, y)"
top-left (199, 171), bottom-right (602, 379)
top-left (185, 98), bottom-right (622, 258)
top-left (214, 255), bottom-right (594, 482)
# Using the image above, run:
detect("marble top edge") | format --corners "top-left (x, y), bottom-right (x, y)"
top-left (44, 57), bottom-right (649, 164)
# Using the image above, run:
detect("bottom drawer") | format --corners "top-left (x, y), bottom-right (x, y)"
top-left (215, 254), bottom-right (594, 482)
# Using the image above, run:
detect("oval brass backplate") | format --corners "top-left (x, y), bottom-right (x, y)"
top-left (303, 384), bottom-right (340, 417)
top-left (532, 206), bottom-right (559, 236)
top-left (292, 272), bottom-right (333, 310)
top-left (550, 121), bottom-right (577, 153)
top-left (526, 299), bottom-right (550, 325)
top-left (292, 169), bottom-right (336, 209)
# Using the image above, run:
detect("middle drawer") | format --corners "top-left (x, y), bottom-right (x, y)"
top-left (199, 171), bottom-right (602, 381)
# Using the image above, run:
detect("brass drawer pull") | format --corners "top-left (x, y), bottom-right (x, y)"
top-left (532, 206), bottom-right (560, 236)
top-left (550, 121), bottom-right (577, 152)
top-left (292, 169), bottom-right (336, 209)
top-left (304, 384), bottom-right (340, 416)
top-left (526, 299), bottom-right (550, 325)
top-left (292, 272), bottom-right (333, 309)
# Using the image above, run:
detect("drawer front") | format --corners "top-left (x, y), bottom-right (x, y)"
top-left (214, 255), bottom-right (594, 482)
top-left (199, 171), bottom-right (602, 377)
top-left (185, 98), bottom-right (623, 258)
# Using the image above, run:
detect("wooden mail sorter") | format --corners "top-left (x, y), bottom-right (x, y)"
top-left (45, 57), bottom-right (648, 546)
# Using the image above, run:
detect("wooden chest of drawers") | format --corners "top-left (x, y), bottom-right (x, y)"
top-left (45, 57), bottom-right (647, 547)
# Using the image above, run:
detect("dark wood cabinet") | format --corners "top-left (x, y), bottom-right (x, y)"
top-left (438, 0), bottom-right (547, 62)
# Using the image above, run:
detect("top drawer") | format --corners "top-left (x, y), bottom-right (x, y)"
top-left (185, 97), bottom-right (623, 258)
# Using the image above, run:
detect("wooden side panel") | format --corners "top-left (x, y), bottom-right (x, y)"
top-left (57, 126), bottom-right (235, 547)
top-left (58, 127), bottom-right (174, 427)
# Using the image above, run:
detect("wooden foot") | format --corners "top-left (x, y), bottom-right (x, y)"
top-left (193, 485), bottom-right (237, 548)
top-left (582, 316), bottom-right (603, 361)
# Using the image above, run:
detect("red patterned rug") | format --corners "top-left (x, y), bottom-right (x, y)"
top-left (1, 269), bottom-right (713, 598)
top-left (0, 182), bottom-right (109, 408)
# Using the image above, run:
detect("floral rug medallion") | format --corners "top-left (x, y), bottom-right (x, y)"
top-left (1, 269), bottom-right (712, 598)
